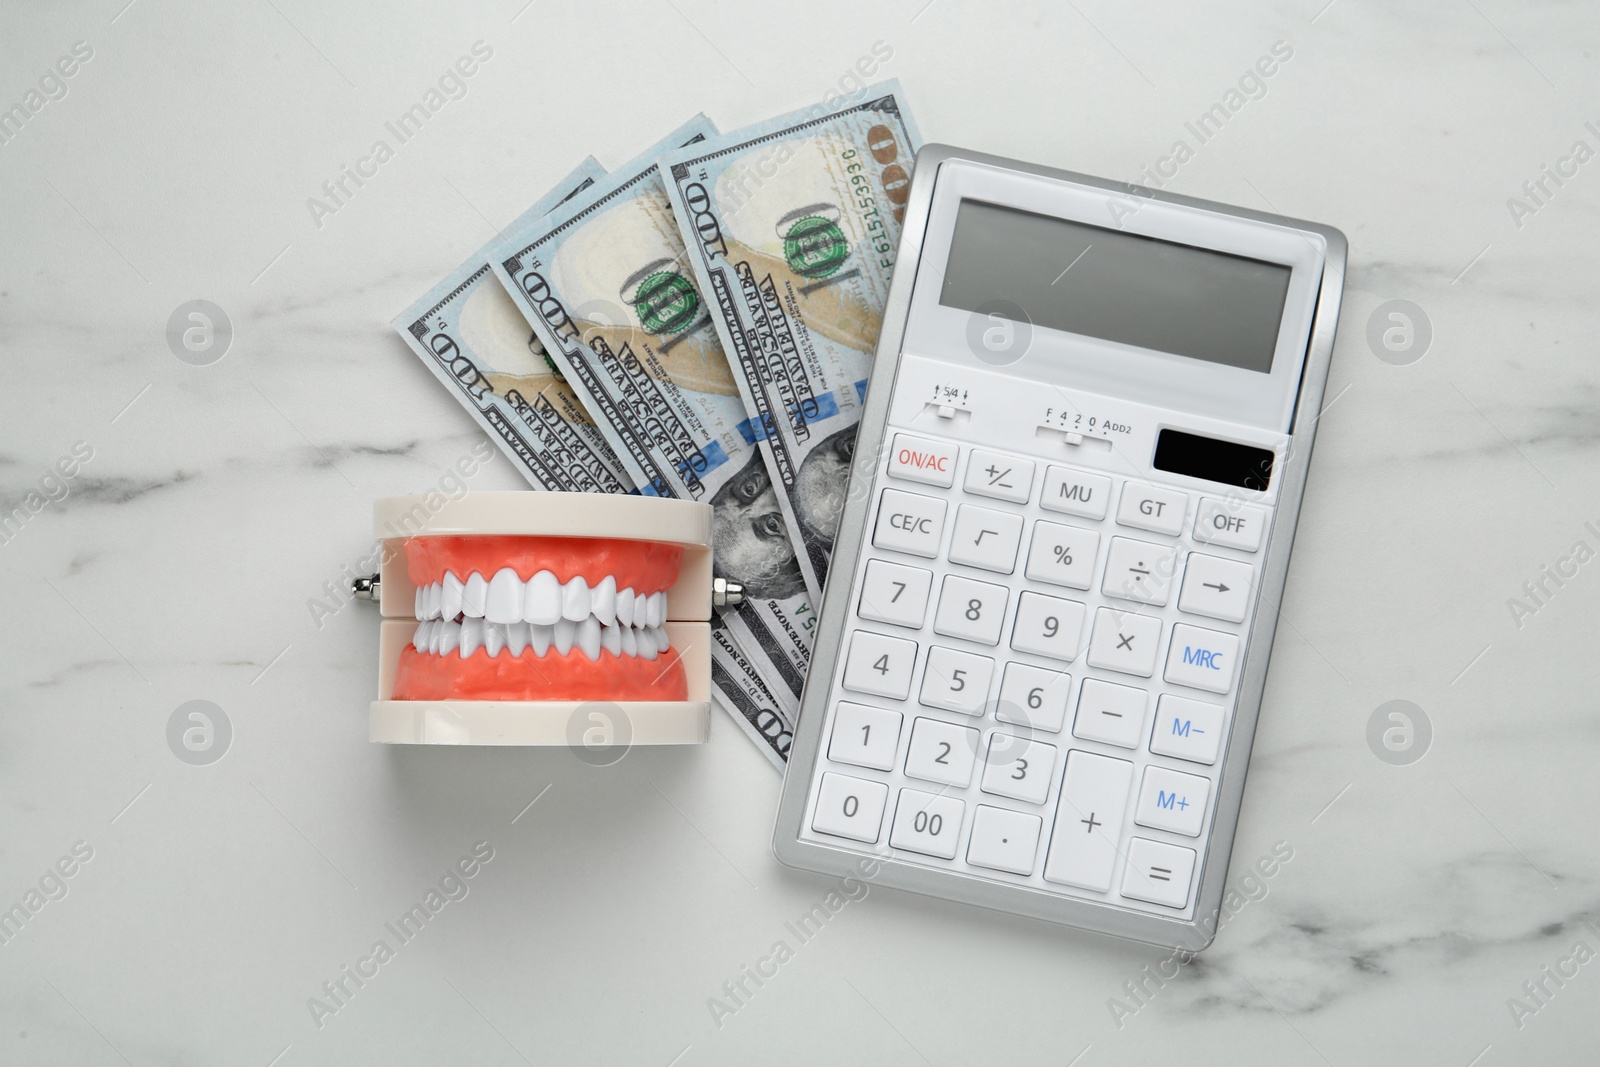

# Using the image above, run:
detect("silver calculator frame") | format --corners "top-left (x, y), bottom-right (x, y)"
top-left (772, 143), bottom-right (1348, 951)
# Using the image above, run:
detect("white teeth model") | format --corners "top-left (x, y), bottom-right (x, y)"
top-left (463, 572), bottom-right (487, 617)
top-left (506, 620), bottom-right (530, 656)
top-left (413, 571), bottom-right (670, 633)
top-left (553, 618), bottom-right (576, 656)
top-left (441, 572), bottom-right (464, 620)
top-left (413, 620), bottom-right (671, 663)
top-left (592, 576), bottom-right (616, 626)
top-left (529, 621), bottom-right (551, 657)
top-left (459, 617), bottom-right (482, 657)
top-left (562, 576), bottom-right (591, 622)
top-left (577, 616), bottom-right (601, 660)
top-left (486, 568), bottom-right (522, 625)
top-left (525, 570), bottom-right (562, 625)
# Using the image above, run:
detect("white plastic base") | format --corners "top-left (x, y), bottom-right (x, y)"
top-left (370, 700), bottom-right (710, 746)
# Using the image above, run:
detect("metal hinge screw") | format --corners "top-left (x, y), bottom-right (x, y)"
top-left (712, 577), bottom-right (744, 609)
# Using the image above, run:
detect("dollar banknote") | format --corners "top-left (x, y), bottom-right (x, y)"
top-left (711, 627), bottom-right (793, 767)
top-left (660, 82), bottom-right (923, 604)
top-left (490, 117), bottom-right (815, 747)
top-left (394, 155), bottom-right (789, 768)
top-left (393, 158), bottom-right (632, 492)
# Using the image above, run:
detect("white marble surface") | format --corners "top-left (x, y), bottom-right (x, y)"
top-left (3, 0), bottom-right (1598, 1063)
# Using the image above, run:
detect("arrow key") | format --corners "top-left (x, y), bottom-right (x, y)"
top-left (1178, 552), bottom-right (1255, 624)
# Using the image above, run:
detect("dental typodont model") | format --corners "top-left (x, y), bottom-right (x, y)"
top-left (359, 493), bottom-right (731, 746)
top-left (396, 535), bottom-right (687, 701)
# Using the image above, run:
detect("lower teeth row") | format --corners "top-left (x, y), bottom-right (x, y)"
top-left (411, 617), bottom-right (670, 662)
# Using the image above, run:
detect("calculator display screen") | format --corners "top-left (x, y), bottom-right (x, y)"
top-left (939, 199), bottom-right (1292, 373)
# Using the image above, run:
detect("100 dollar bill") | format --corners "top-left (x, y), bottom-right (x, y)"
top-left (393, 158), bottom-right (632, 492)
top-left (393, 156), bottom-right (788, 768)
top-left (490, 120), bottom-right (811, 760)
top-left (660, 83), bottom-right (922, 603)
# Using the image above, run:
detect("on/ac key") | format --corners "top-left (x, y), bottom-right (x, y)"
top-left (888, 433), bottom-right (958, 488)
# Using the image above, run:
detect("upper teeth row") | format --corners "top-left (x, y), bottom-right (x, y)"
top-left (411, 617), bottom-right (672, 661)
top-left (413, 570), bottom-right (667, 629)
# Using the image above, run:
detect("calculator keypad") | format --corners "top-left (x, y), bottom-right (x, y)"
top-left (858, 559), bottom-right (933, 629)
top-left (932, 574), bottom-right (1009, 644)
top-left (948, 504), bottom-right (1024, 573)
top-left (805, 433), bottom-right (1273, 918)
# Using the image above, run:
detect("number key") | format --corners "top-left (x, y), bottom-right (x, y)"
top-left (1010, 591), bottom-right (1086, 662)
top-left (932, 575), bottom-right (1009, 645)
top-left (889, 788), bottom-right (966, 859)
top-left (904, 716), bottom-right (979, 787)
top-left (980, 733), bottom-right (1058, 805)
top-left (858, 558), bottom-right (933, 629)
top-left (827, 702), bottom-right (903, 771)
top-left (841, 630), bottom-right (918, 699)
top-left (811, 772), bottom-right (889, 843)
top-left (996, 662), bottom-right (1072, 733)
top-left (919, 645), bottom-right (994, 715)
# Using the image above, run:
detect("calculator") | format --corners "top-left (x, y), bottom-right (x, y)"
top-left (772, 144), bottom-right (1346, 949)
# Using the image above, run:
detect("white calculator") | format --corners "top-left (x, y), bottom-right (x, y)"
top-left (773, 144), bottom-right (1346, 949)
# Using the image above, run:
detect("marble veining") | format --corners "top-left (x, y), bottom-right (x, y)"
top-left (2, 1), bottom-right (1597, 1064)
